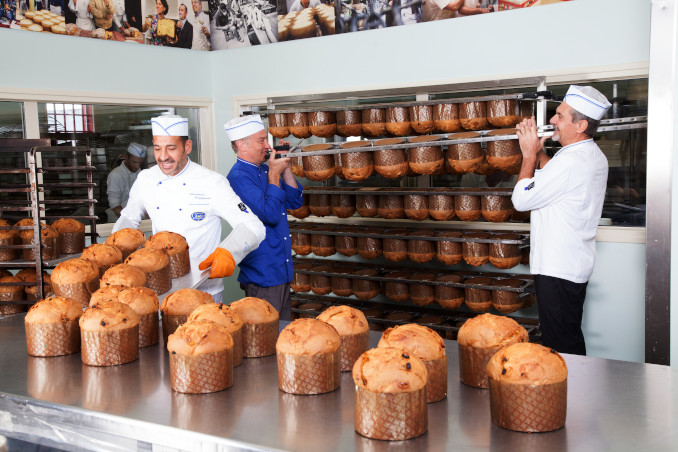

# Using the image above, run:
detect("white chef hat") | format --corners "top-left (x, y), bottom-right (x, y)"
top-left (563, 85), bottom-right (612, 120)
top-left (127, 142), bottom-right (147, 158)
top-left (224, 115), bottom-right (265, 141)
top-left (151, 114), bottom-right (189, 137)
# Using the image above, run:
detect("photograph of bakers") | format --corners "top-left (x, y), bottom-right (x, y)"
top-left (89, 0), bottom-right (116, 30)
top-left (113, 113), bottom-right (266, 303)
top-left (191, 0), bottom-right (210, 50)
top-left (277, 0), bottom-right (333, 41)
top-left (167, 2), bottom-right (193, 47)
top-left (111, 0), bottom-right (142, 33)
top-left (511, 85), bottom-right (611, 356)
top-left (142, 0), bottom-right (170, 44)
top-left (105, 142), bottom-right (147, 222)
top-left (336, 0), bottom-right (419, 32)
top-left (209, 0), bottom-right (277, 50)
top-left (421, 0), bottom-right (492, 22)
top-left (224, 115), bottom-right (304, 321)
top-left (48, 0), bottom-right (65, 15)
top-left (65, 0), bottom-right (95, 31)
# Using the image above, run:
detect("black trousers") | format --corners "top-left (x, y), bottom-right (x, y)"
top-left (534, 274), bottom-right (588, 355)
top-left (240, 282), bottom-right (292, 321)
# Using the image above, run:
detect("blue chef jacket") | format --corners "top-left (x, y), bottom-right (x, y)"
top-left (227, 158), bottom-right (304, 287)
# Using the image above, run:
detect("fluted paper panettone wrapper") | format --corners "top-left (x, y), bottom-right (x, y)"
top-left (26, 320), bottom-right (81, 357)
top-left (145, 265), bottom-right (172, 295)
top-left (458, 343), bottom-right (502, 389)
top-left (489, 377), bottom-right (567, 432)
top-left (277, 349), bottom-right (340, 394)
top-left (58, 231), bottom-right (85, 255)
top-left (168, 249), bottom-right (190, 279)
top-left (409, 146), bottom-right (444, 175)
top-left (0, 236), bottom-right (19, 261)
top-left (424, 356), bottom-right (447, 403)
top-left (243, 320), bottom-right (278, 358)
top-left (231, 327), bottom-right (244, 367)
top-left (52, 276), bottom-right (99, 309)
top-left (139, 312), bottom-right (159, 348)
top-left (81, 326), bottom-right (140, 366)
top-left (354, 386), bottom-right (428, 441)
top-left (170, 349), bottom-right (234, 394)
top-left (0, 291), bottom-right (26, 314)
top-left (22, 235), bottom-right (58, 261)
top-left (339, 331), bottom-right (369, 372)
top-left (162, 314), bottom-right (188, 345)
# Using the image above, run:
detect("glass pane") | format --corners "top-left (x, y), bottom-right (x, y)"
top-left (0, 101), bottom-right (24, 139)
top-left (37, 103), bottom-right (203, 226)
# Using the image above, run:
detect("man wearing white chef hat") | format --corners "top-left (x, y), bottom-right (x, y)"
top-left (113, 113), bottom-right (266, 302)
top-left (222, 114), bottom-right (303, 320)
top-left (512, 85), bottom-right (611, 356)
top-left (107, 142), bottom-right (147, 220)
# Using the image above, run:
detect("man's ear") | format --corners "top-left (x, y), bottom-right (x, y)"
top-left (575, 119), bottom-right (589, 134)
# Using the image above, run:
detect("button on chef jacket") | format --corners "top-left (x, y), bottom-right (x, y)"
top-left (113, 160), bottom-right (266, 296)
top-left (511, 139), bottom-right (608, 284)
top-left (227, 158), bottom-right (303, 287)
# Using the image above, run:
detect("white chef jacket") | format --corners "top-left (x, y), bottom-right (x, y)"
top-left (113, 160), bottom-right (266, 296)
top-left (69, 0), bottom-right (96, 31)
top-left (192, 11), bottom-right (210, 51)
top-left (106, 162), bottom-right (139, 210)
top-left (112, 0), bottom-right (127, 29)
top-left (511, 139), bottom-right (608, 284)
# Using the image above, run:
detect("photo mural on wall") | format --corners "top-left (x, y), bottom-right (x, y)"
top-left (0, 0), bottom-right (571, 47)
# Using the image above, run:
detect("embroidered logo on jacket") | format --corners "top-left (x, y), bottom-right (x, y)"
top-left (525, 182), bottom-right (535, 191)
top-left (191, 212), bottom-right (206, 221)
top-left (238, 203), bottom-right (249, 213)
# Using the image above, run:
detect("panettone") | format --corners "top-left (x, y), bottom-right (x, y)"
top-left (317, 305), bottom-right (369, 371)
top-left (362, 108), bottom-right (386, 137)
top-left (100, 264), bottom-right (147, 288)
top-left (433, 103), bottom-right (461, 133)
top-left (409, 105), bottom-right (435, 134)
top-left (51, 218), bottom-right (84, 233)
top-left (51, 258), bottom-right (100, 308)
top-left (167, 320), bottom-right (234, 394)
top-left (457, 313), bottom-right (528, 389)
top-left (487, 100), bottom-right (521, 128)
top-left (0, 275), bottom-right (27, 315)
top-left (25, 296), bottom-right (83, 357)
top-left (81, 243), bottom-right (123, 276)
top-left (102, 285), bottom-right (161, 349)
top-left (105, 228), bottom-right (145, 260)
top-left (447, 132), bottom-right (484, 173)
top-left (125, 247), bottom-right (171, 294)
top-left (408, 135), bottom-right (444, 175)
top-left (378, 323), bottom-right (447, 402)
top-left (339, 141), bottom-right (374, 182)
top-left (385, 107), bottom-right (411, 136)
top-left (51, 217), bottom-right (85, 255)
top-left (302, 144), bottom-right (335, 181)
top-left (459, 101), bottom-right (488, 130)
top-left (487, 342), bottom-right (568, 432)
top-left (228, 297), bottom-right (279, 357)
top-left (373, 138), bottom-right (409, 179)
top-left (79, 301), bottom-right (140, 366)
top-left (188, 303), bottom-right (244, 366)
top-left (276, 318), bottom-right (341, 394)
top-left (352, 347), bottom-right (428, 440)
top-left (268, 113), bottom-right (289, 139)
top-left (336, 110), bottom-right (362, 137)
top-left (161, 288), bottom-right (213, 316)
top-left (309, 111), bottom-right (337, 138)
top-left (288, 112), bottom-right (312, 138)
top-left (157, 18), bottom-right (176, 38)
top-left (434, 274), bottom-right (464, 310)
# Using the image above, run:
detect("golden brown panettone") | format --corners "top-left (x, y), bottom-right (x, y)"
top-left (105, 228), bottom-right (145, 252)
top-left (117, 287), bottom-right (159, 316)
top-left (160, 288), bottom-right (213, 316)
top-left (229, 297), bottom-right (279, 324)
top-left (317, 305), bottom-right (369, 336)
top-left (487, 342), bottom-right (568, 385)
top-left (144, 231), bottom-right (188, 255)
top-left (352, 347), bottom-right (427, 393)
top-left (378, 324), bottom-right (445, 361)
top-left (25, 296), bottom-right (83, 324)
top-left (89, 285), bottom-right (127, 306)
top-left (457, 313), bottom-right (528, 349)
top-left (100, 264), bottom-right (147, 288)
top-left (167, 320), bottom-right (234, 356)
top-left (21, 272), bottom-right (52, 301)
top-left (15, 218), bottom-right (44, 240)
top-left (0, 218), bottom-right (18, 240)
top-left (81, 243), bottom-right (123, 268)
top-left (79, 300), bottom-right (140, 332)
top-left (0, 275), bottom-right (25, 296)
top-left (125, 248), bottom-right (170, 272)
top-left (51, 259), bottom-right (99, 285)
top-left (187, 303), bottom-right (243, 331)
top-left (276, 318), bottom-right (340, 355)
top-left (51, 218), bottom-right (85, 233)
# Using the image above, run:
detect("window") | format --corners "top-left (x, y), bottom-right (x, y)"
top-left (44, 103), bottom-right (94, 134)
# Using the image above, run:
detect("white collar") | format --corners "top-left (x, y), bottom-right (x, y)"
top-left (156, 158), bottom-right (191, 182)
top-left (554, 138), bottom-right (593, 158)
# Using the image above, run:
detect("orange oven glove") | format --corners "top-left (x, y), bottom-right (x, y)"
top-left (199, 247), bottom-right (236, 279)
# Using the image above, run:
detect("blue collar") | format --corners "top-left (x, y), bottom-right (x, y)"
top-left (554, 138), bottom-right (593, 158)
top-left (236, 157), bottom-right (260, 169)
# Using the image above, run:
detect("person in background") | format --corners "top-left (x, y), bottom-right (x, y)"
top-left (68, 0), bottom-right (95, 30)
top-left (143, 0), bottom-right (169, 45)
top-left (454, 0), bottom-right (492, 16)
top-left (112, 0), bottom-right (129, 31)
top-left (224, 115), bottom-right (303, 320)
top-left (169, 3), bottom-right (193, 48)
top-left (106, 142), bottom-right (146, 222)
top-left (113, 114), bottom-right (265, 302)
top-left (49, 0), bottom-right (64, 15)
top-left (289, 0), bottom-right (320, 12)
top-left (88, 0), bottom-right (115, 30)
top-left (191, 0), bottom-right (210, 50)
top-left (511, 85), bottom-right (611, 356)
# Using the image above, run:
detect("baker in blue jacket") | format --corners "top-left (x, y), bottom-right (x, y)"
top-left (224, 114), bottom-right (303, 320)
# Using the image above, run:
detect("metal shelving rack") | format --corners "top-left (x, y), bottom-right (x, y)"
top-left (0, 140), bottom-right (98, 303)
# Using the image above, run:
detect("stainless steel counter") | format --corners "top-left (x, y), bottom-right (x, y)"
top-left (0, 313), bottom-right (677, 451)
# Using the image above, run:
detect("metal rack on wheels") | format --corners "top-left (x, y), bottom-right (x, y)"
top-left (0, 140), bottom-right (98, 303)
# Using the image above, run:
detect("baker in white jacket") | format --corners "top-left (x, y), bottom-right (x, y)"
top-left (511, 85), bottom-right (611, 356)
top-left (113, 114), bottom-right (266, 302)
